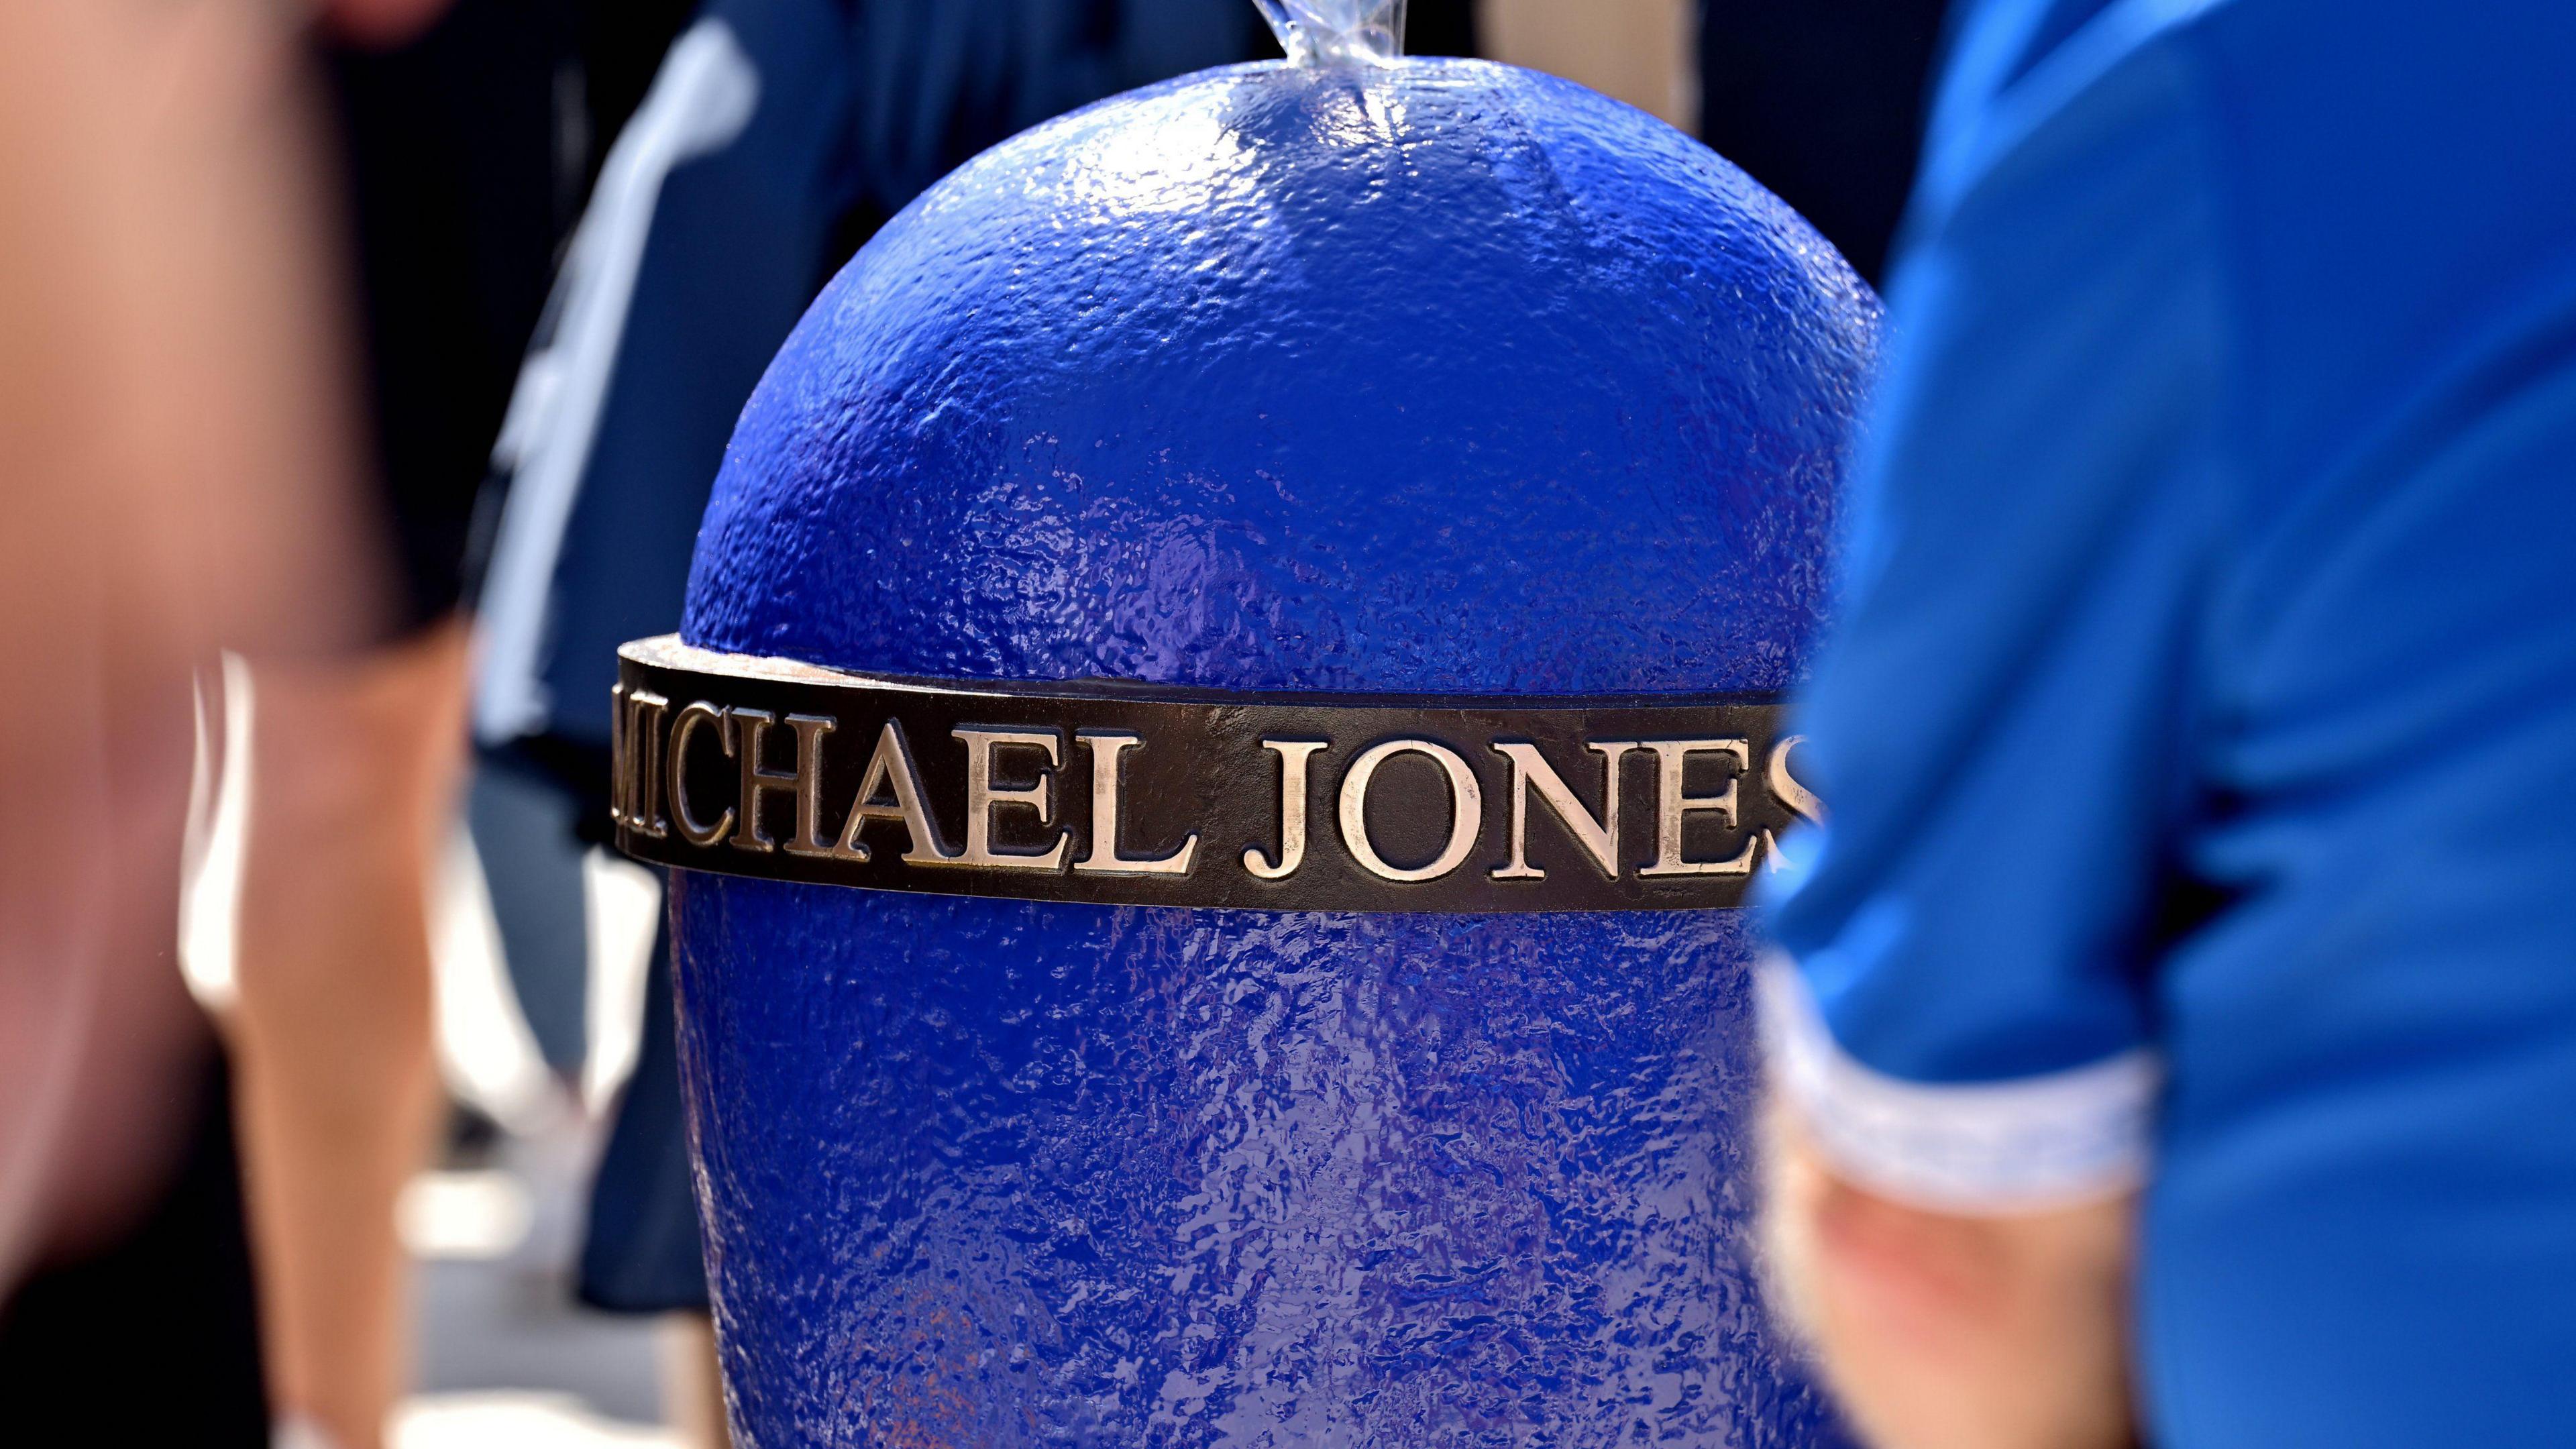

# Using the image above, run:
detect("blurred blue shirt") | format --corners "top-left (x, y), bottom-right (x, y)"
top-left (1760, 1), bottom-right (2576, 1444)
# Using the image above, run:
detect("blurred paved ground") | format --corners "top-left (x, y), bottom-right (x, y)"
top-left (399, 1168), bottom-right (680, 1448)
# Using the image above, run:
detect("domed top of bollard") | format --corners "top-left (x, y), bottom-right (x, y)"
top-left (682, 56), bottom-right (1878, 696)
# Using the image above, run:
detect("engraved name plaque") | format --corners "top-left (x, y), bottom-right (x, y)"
top-left (612, 636), bottom-right (1821, 913)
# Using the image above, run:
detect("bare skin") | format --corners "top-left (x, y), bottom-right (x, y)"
top-left (2, 4), bottom-right (468, 1446)
top-left (0, 0), bottom-right (378, 1289)
top-left (203, 4), bottom-right (466, 1444)
top-left (1763, 1104), bottom-right (2141, 1449)
top-left (322, 0), bottom-right (456, 49)
top-left (1480, 0), bottom-right (1697, 131)
top-left (231, 618), bottom-right (473, 1449)
top-left (663, 1313), bottom-right (738, 1448)
top-left (223, 4), bottom-right (481, 1443)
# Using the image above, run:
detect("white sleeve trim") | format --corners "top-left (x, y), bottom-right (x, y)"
top-left (1756, 954), bottom-right (2159, 1214)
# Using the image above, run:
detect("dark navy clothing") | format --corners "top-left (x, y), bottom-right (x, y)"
top-left (1696, 0), bottom-right (1953, 284)
top-left (469, 0), bottom-right (1269, 1314)
top-left (328, 0), bottom-right (580, 635)
top-left (473, 0), bottom-right (1271, 763)
top-left (1761, 1), bottom-right (2576, 1444)
top-left (577, 902), bottom-right (706, 1312)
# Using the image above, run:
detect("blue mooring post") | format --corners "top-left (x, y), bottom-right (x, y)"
top-left (611, 35), bottom-right (1879, 1447)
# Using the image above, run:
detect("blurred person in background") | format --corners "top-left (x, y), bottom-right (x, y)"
top-left (1483, 0), bottom-right (1951, 288)
top-left (1480, 0), bottom-right (1696, 133)
top-left (466, 6), bottom-right (1318, 1439)
top-left (224, 3), bottom-right (594, 1448)
top-left (0, 0), bottom-right (390, 1442)
top-left (0, 1), bottom-right (600, 1446)
top-left (1756, 3), bottom-right (2576, 1448)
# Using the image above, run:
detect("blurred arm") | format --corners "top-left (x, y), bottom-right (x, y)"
top-left (0, 1), bottom-right (451, 1444)
top-left (0, 0), bottom-right (384, 1290)
top-left (1766, 1105), bottom-right (2138, 1449)
top-left (1752, 16), bottom-right (2238, 1448)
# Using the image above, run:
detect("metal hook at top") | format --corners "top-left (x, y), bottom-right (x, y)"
top-left (1253, 0), bottom-right (1408, 67)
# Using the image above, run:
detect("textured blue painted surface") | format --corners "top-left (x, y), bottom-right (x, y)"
top-left (673, 57), bottom-right (1878, 1446)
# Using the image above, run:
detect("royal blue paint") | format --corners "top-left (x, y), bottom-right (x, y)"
top-left (672, 58), bottom-right (1879, 1446)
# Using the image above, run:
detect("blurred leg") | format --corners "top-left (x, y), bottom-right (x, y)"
top-left (660, 1313), bottom-right (735, 1449)
top-left (231, 617), bottom-right (472, 1449)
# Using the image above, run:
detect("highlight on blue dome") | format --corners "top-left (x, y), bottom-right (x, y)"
top-left (659, 4), bottom-right (1882, 1444)
top-left (682, 17), bottom-right (1877, 695)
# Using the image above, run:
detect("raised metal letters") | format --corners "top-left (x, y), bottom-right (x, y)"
top-left (1243, 739), bottom-right (1327, 881)
top-left (1339, 739), bottom-right (1483, 883)
top-left (953, 727), bottom-right (1070, 872)
top-left (1491, 740), bottom-right (1635, 881)
top-left (834, 720), bottom-right (956, 864)
top-left (1768, 735), bottom-right (1823, 826)
top-left (613, 636), bottom-right (1810, 912)
top-left (609, 684), bottom-right (670, 838)
top-left (1638, 739), bottom-right (1757, 877)
top-left (1758, 734), bottom-right (1824, 873)
top-left (729, 709), bottom-right (784, 851)
top-left (1075, 732), bottom-right (1199, 876)
top-left (667, 700), bottom-right (735, 847)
